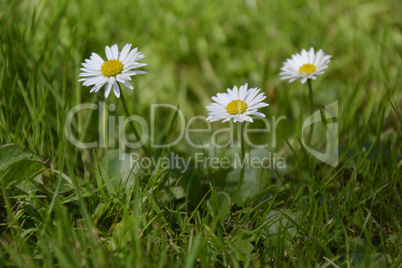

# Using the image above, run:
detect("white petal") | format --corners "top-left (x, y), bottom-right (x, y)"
top-left (104, 83), bottom-right (112, 98)
top-left (116, 74), bottom-right (131, 82)
top-left (79, 72), bottom-right (101, 77)
top-left (217, 93), bottom-right (231, 103)
top-left (82, 61), bottom-right (100, 71)
top-left (124, 70), bottom-right (147, 76)
top-left (123, 80), bottom-right (133, 90)
top-left (113, 81), bottom-right (120, 98)
top-left (207, 107), bottom-right (227, 113)
top-left (119, 43), bottom-right (132, 62)
top-left (227, 88), bottom-right (235, 99)
top-left (248, 102), bottom-right (269, 110)
top-left (313, 49), bottom-right (323, 66)
top-left (242, 115), bottom-right (253, 122)
top-left (105, 46), bottom-right (113, 60)
top-left (247, 93), bottom-right (266, 106)
top-left (301, 49), bottom-right (308, 61)
top-left (233, 86), bottom-right (239, 99)
top-left (134, 53), bottom-right (145, 61)
top-left (308, 47), bottom-right (315, 63)
top-left (249, 111), bottom-right (265, 117)
top-left (108, 77), bottom-right (116, 84)
top-left (122, 48), bottom-right (139, 64)
top-left (90, 83), bottom-right (104, 93)
top-left (239, 83), bottom-right (247, 100)
top-left (82, 76), bottom-right (104, 86)
top-left (244, 88), bottom-right (260, 103)
top-left (111, 44), bottom-right (119, 59)
top-left (124, 62), bottom-right (147, 70)
top-left (212, 96), bottom-right (228, 106)
top-left (91, 53), bottom-right (104, 65)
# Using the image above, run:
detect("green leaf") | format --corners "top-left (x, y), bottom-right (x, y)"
top-left (0, 144), bottom-right (46, 187)
top-left (224, 166), bottom-right (268, 205)
top-left (208, 190), bottom-right (231, 221)
top-left (168, 152), bottom-right (205, 207)
top-left (233, 231), bottom-right (255, 260)
top-left (97, 160), bottom-right (116, 196)
top-left (93, 202), bottom-right (111, 224)
top-left (216, 191), bottom-right (231, 219)
top-left (263, 209), bottom-right (299, 237)
top-left (101, 149), bottom-right (138, 192)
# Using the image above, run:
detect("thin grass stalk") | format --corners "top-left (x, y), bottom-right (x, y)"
top-left (307, 79), bottom-right (315, 145)
top-left (118, 83), bottom-right (150, 155)
top-left (232, 122), bottom-right (245, 206)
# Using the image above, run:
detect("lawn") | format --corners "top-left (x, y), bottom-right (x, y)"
top-left (0, 0), bottom-right (401, 267)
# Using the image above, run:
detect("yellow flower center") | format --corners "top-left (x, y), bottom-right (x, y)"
top-left (298, 64), bottom-right (317, 75)
top-left (226, 100), bottom-right (247, 115)
top-left (101, 59), bottom-right (123, 77)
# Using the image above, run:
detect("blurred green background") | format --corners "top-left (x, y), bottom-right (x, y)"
top-left (0, 0), bottom-right (401, 266)
top-left (2, 0), bottom-right (401, 154)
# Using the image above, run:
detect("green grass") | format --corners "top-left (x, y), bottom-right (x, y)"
top-left (1, 0), bottom-right (401, 267)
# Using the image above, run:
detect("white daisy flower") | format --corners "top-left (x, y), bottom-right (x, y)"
top-left (206, 83), bottom-right (269, 123)
top-left (279, 47), bottom-right (332, 84)
top-left (78, 43), bottom-right (147, 98)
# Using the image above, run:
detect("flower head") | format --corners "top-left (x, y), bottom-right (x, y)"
top-left (79, 43), bottom-right (147, 98)
top-left (280, 47), bottom-right (332, 84)
top-left (206, 83), bottom-right (269, 123)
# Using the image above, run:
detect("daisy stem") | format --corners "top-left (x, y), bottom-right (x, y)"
top-left (307, 79), bottom-right (315, 145)
top-left (308, 79), bottom-right (314, 109)
top-left (101, 100), bottom-right (108, 149)
top-left (240, 123), bottom-right (245, 161)
top-left (233, 122), bottom-right (245, 206)
top-left (119, 86), bottom-right (151, 156)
